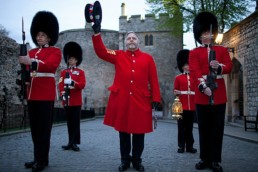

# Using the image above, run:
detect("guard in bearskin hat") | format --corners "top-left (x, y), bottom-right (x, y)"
top-left (58, 42), bottom-right (86, 152)
top-left (189, 12), bottom-right (232, 172)
top-left (173, 49), bottom-right (197, 154)
top-left (18, 11), bottom-right (61, 171)
top-left (89, 1), bottom-right (161, 171)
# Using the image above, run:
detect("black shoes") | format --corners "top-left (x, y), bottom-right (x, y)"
top-left (178, 147), bottom-right (197, 153)
top-left (118, 162), bottom-right (130, 171)
top-left (71, 144), bottom-right (80, 151)
top-left (132, 163), bottom-right (145, 171)
top-left (61, 144), bottom-right (71, 150)
top-left (177, 147), bottom-right (185, 153)
top-left (25, 161), bottom-right (48, 169)
top-left (25, 161), bottom-right (48, 172)
top-left (186, 147), bottom-right (197, 153)
top-left (25, 161), bottom-right (36, 168)
top-left (211, 162), bottom-right (223, 172)
top-left (62, 144), bottom-right (80, 151)
top-left (32, 162), bottom-right (47, 172)
top-left (195, 160), bottom-right (210, 170)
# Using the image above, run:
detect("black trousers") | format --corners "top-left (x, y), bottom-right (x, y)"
top-left (64, 106), bottom-right (81, 144)
top-left (119, 132), bottom-right (144, 163)
top-left (196, 104), bottom-right (226, 163)
top-left (177, 110), bottom-right (195, 149)
top-left (28, 100), bottom-right (54, 164)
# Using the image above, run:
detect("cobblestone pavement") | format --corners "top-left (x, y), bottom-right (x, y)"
top-left (0, 118), bottom-right (258, 172)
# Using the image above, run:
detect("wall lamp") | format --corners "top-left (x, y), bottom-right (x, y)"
top-left (214, 33), bottom-right (235, 54)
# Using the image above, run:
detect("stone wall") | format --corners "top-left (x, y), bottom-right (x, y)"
top-left (0, 34), bottom-right (24, 115)
top-left (223, 10), bottom-right (258, 116)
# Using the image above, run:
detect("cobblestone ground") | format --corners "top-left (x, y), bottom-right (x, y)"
top-left (0, 118), bottom-right (258, 172)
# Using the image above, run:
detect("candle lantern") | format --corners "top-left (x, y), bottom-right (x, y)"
top-left (171, 96), bottom-right (183, 120)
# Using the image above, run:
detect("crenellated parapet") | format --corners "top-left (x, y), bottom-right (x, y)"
top-left (119, 13), bottom-right (171, 33)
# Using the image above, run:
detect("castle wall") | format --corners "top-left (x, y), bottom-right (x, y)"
top-left (223, 10), bottom-right (258, 117)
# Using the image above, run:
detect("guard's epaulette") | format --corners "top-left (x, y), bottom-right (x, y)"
top-left (106, 48), bottom-right (116, 55)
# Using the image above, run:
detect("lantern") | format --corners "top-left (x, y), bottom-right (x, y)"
top-left (171, 96), bottom-right (183, 120)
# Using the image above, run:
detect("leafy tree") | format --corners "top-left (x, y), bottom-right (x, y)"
top-left (0, 25), bottom-right (9, 36)
top-left (146, 0), bottom-right (255, 34)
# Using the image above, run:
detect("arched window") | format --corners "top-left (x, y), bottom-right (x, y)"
top-left (145, 35), bottom-right (149, 46)
top-left (149, 34), bottom-right (153, 45)
top-left (145, 34), bottom-right (154, 46)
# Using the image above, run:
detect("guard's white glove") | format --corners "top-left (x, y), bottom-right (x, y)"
top-left (62, 95), bottom-right (66, 101)
top-left (64, 77), bottom-right (72, 85)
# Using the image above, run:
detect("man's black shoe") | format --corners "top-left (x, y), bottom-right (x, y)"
top-left (195, 160), bottom-right (210, 170)
top-left (177, 147), bottom-right (184, 153)
top-left (32, 162), bottom-right (47, 172)
top-left (24, 161), bottom-right (36, 168)
top-left (186, 147), bottom-right (197, 153)
top-left (62, 144), bottom-right (71, 150)
top-left (211, 162), bottom-right (223, 172)
top-left (133, 163), bottom-right (145, 172)
top-left (118, 162), bottom-right (130, 171)
top-left (71, 144), bottom-right (80, 151)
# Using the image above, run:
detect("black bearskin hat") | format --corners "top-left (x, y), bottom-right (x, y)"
top-left (30, 11), bottom-right (59, 46)
top-left (193, 12), bottom-right (218, 44)
top-left (85, 1), bottom-right (102, 23)
top-left (177, 49), bottom-right (189, 73)
top-left (63, 42), bottom-right (83, 66)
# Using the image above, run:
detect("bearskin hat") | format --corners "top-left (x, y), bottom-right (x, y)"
top-left (193, 12), bottom-right (218, 44)
top-left (177, 49), bottom-right (189, 73)
top-left (85, 1), bottom-right (102, 23)
top-left (30, 11), bottom-right (59, 46)
top-left (63, 42), bottom-right (83, 66)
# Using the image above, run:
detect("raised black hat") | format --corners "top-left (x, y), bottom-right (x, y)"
top-left (85, 1), bottom-right (102, 23)
top-left (193, 12), bottom-right (218, 44)
top-left (30, 11), bottom-right (59, 46)
top-left (63, 42), bottom-right (83, 66)
top-left (177, 49), bottom-right (189, 73)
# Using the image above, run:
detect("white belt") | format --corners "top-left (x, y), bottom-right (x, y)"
top-left (202, 75), bottom-right (223, 80)
top-left (31, 72), bottom-right (55, 77)
top-left (180, 91), bottom-right (195, 95)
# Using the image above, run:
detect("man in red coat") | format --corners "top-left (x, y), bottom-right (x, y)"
top-left (91, 20), bottom-right (161, 171)
top-left (174, 49), bottom-right (197, 154)
top-left (18, 11), bottom-right (61, 171)
top-left (58, 42), bottom-right (86, 152)
top-left (189, 12), bottom-right (232, 172)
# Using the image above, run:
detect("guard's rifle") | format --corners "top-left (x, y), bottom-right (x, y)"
top-left (17, 17), bottom-right (29, 128)
top-left (64, 56), bottom-right (70, 106)
top-left (206, 24), bottom-right (218, 105)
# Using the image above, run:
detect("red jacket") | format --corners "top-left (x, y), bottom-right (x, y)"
top-left (27, 46), bottom-right (61, 101)
top-left (189, 46), bottom-right (232, 105)
top-left (92, 34), bottom-right (161, 134)
top-left (58, 67), bottom-right (86, 106)
top-left (174, 73), bottom-right (195, 111)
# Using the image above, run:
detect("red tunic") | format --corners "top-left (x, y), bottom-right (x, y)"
top-left (58, 67), bottom-right (86, 106)
top-left (174, 73), bottom-right (195, 111)
top-left (27, 47), bottom-right (61, 101)
top-left (189, 46), bottom-right (232, 105)
top-left (92, 34), bottom-right (161, 134)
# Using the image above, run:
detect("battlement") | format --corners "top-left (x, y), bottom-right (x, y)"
top-left (119, 13), bottom-right (171, 32)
